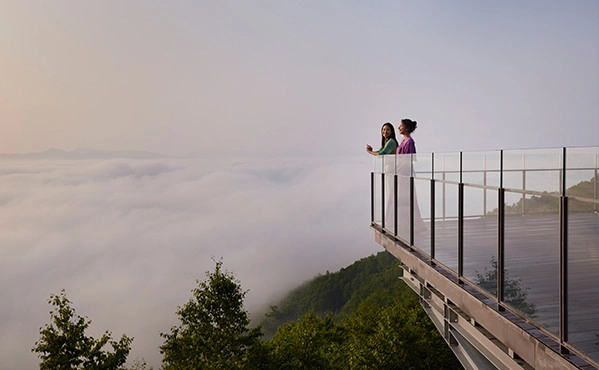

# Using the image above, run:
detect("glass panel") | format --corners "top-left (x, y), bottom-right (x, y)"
top-left (463, 186), bottom-right (485, 218)
top-left (526, 169), bottom-right (561, 195)
top-left (413, 153), bottom-right (432, 179)
top-left (414, 178), bottom-right (431, 221)
top-left (434, 182), bottom-right (459, 272)
top-left (567, 210), bottom-right (599, 364)
top-left (566, 147), bottom-right (599, 213)
top-left (434, 152), bottom-right (460, 183)
top-left (413, 177), bottom-right (431, 255)
top-left (503, 148), bottom-right (563, 193)
top-left (395, 155), bottom-right (412, 240)
top-left (373, 167), bottom-right (382, 225)
top-left (464, 188), bottom-right (499, 298)
top-left (565, 147), bottom-right (599, 362)
top-left (566, 146), bottom-right (599, 170)
top-left (382, 155), bottom-right (397, 233)
top-left (566, 147), bottom-right (599, 363)
top-left (504, 189), bottom-right (560, 334)
top-left (462, 150), bottom-right (501, 188)
top-left (372, 155), bottom-right (383, 174)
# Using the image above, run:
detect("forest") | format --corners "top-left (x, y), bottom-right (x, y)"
top-left (32, 252), bottom-right (463, 369)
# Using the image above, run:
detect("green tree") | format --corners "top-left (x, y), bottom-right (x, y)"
top-left (159, 259), bottom-right (265, 369)
top-left (32, 290), bottom-right (132, 370)
top-left (344, 294), bottom-right (462, 369)
top-left (268, 311), bottom-right (346, 369)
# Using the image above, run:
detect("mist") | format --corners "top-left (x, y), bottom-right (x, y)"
top-left (0, 153), bottom-right (380, 368)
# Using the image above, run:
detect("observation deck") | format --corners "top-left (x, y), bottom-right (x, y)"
top-left (370, 146), bottom-right (599, 370)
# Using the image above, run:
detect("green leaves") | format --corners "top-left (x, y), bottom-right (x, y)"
top-left (159, 259), bottom-right (264, 370)
top-left (32, 253), bottom-right (464, 369)
top-left (268, 312), bottom-right (346, 369)
top-left (32, 290), bottom-right (132, 370)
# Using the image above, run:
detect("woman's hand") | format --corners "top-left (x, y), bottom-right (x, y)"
top-left (366, 144), bottom-right (372, 152)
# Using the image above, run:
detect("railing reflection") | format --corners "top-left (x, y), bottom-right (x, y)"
top-left (370, 146), bottom-right (599, 366)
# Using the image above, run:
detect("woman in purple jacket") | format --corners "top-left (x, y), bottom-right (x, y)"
top-left (397, 118), bottom-right (417, 154)
top-left (395, 118), bottom-right (426, 234)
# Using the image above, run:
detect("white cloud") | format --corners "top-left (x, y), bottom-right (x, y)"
top-left (0, 155), bottom-right (378, 368)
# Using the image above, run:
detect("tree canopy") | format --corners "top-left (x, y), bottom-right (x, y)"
top-left (159, 259), bottom-right (264, 369)
top-left (32, 290), bottom-right (132, 370)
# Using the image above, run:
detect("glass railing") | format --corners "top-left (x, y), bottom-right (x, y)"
top-left (370, 146), bottom-right (599, 366)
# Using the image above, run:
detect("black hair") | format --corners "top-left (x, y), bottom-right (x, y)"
top-left (401, 119), bottom-right (418, 134)
top-left (381, 122), bottom-right (397, 148)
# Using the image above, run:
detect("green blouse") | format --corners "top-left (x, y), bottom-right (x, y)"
top-left (377, 138), bottom-right (398, 155)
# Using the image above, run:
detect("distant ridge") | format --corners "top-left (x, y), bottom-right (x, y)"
top-left (0, 148), bottom-right (168, 160)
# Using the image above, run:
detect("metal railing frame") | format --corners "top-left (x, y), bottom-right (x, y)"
top-left (371, 146), bottom-right (599, 366)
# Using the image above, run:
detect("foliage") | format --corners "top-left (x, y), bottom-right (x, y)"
top-left (473, 256), bottom-right (537, 317)
top-left (267, 311), bottom-right (346, 369)
top-left (126, 358), bottom-right (153, 370)
top-left (159, 259), bottom-right (265, 370)
top-left (344, 294), bottom-right (462, 369)
top-left (261, 251), bottom-right (407, 337)
top-left (32, 290), bottom-right (132, 370)
top-left (33, 253), bottom-right (464, 369)
top-left (262, 251), bottom-right (461, 369)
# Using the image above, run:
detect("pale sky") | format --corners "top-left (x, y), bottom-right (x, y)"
top-left (1, 1), bottom-right (597, 157)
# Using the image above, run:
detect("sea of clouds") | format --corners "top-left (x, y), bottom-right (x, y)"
top-left (0, 154), bottom-right (379, 368)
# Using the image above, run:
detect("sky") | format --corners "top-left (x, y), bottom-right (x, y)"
top-left (1, 1), bottom-right (598, 368)
top-left (1, 1), bottom-right (598, 156)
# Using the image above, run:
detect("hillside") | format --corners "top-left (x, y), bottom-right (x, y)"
top-left (258, 251), bottom-right (463, 369)
top-left (259, 251), bottom-right (412, 337)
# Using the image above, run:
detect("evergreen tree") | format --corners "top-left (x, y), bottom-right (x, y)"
top-left (32, 290), bottom-right (132, 370)
top-left (159, 259), bottom-right (265, 369)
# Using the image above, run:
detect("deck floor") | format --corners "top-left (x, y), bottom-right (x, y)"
top-left (382, 212), bottom-right (599, 363)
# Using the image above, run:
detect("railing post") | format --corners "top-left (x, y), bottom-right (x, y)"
top-left (431, 152), bottom-right (436, 263)
top-left (498, 150), bottom-right (505, 310)
top-left (498, 188), bottom-right (505, 307)
top-left (410, 176), bottom-right (415, 246)
top-left (431, 179), bottom-right (436, 263)
top-left (560, 147), bottom-right (569, 354)
top-left (458, 152), bottom-right (464, 282)
top-left (394, 174), bottom-right (398, 236)
top-left (370, 172), bottom-right (375, 224)
top-left (560, 195), bottom-right (569, 353)
top-left (458, 183), bottom-right (464, 281)
top-left (381, 172), bottom-right (385, 230)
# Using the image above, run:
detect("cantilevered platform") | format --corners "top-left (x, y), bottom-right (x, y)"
top-left (370, 147), bottom-right (599, 370)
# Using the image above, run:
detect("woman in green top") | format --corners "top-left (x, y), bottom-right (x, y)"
top-left (366, 122), bottom-right (398, 232)
top-left (366, 122), bottom-right (398, 156)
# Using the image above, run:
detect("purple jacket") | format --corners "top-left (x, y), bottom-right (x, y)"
top-left (397, 137), bottom-right (416, 154)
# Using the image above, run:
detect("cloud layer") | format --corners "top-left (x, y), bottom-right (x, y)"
top-left (0, 155), bottom-right (378, 368)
